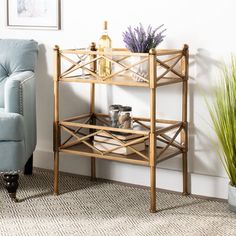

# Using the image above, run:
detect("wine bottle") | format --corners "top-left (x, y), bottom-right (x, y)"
top-left (98, 21), bottom-right (112, 77)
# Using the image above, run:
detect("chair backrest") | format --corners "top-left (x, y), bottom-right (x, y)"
top-left (0, 39), bottom-right (38, 108)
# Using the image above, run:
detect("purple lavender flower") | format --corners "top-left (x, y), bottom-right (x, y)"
top-left (123, 24), bottom-right (166, 53)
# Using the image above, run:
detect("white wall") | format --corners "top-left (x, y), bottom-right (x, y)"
top-left (1, 0), bottom-right (235, 199)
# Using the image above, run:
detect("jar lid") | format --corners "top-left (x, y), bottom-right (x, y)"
top-left (120, 106), bottom-right (132, 112)
top-left (109, 104), bottom-right (122, 110)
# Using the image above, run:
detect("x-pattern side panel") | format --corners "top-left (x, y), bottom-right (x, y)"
top-left (156, 54), bottom-right (184, 83)
top-left (60, 123), bottom-right (149, 161)
top-left (156, 125), bottom-right (183, 158)
top-left (60, 52), bottom-right (150, 83)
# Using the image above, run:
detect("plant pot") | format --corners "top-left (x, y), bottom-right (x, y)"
top-left (131, 56), bottom-right (148, 82)
top-left (228, 183), bottom-right (236, 213)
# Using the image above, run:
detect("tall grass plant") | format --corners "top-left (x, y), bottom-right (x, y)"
top-left (207, 57), bottom-right (236, 186)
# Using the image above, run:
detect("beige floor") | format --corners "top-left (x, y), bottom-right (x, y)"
top-left (0, 168), bottom-right (236, 236)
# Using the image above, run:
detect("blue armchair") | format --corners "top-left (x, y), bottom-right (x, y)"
top-left (0, 39), bottom-right (38, 201)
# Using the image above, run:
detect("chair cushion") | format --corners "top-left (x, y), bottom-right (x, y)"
top-left (0, 39), bottom-right (38, 107)
top-left (0, 140), bottom-right (25, 172)
top-left (0, 64), bottom-right (8, 82)
top-left (0, 111), bottom-right (24, 141)
top-left (0, 76), bottom-right (7, 108)
top-left (0, 39), bottom-right (38, 78)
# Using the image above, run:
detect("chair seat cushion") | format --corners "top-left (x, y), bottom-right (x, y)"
top-left (0, 112), bottom-right (24, 141)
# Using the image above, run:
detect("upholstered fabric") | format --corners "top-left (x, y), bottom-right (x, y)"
top-left (0, 39), bottom-right (37, 108)
top-left (0, 64), bottom-right (8, 83)
top-left (0, 141), bottom-right (25, 172)
top-left (0, 39), bottom-right (37, 75)
top-left (0, 78), bottom-right (7, 108)
top-left (5, 71), bottom-right (37, 159)
top-left (0, 39), bottom-right (38, 173)
top-left (0, 112), bottom-right (24, 141)
top-left (4, 71), bottom-right (35, 114)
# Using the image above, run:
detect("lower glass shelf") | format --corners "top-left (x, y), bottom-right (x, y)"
top-left (58, 112), bottom-right (184, 166)
top-left (59, 142), bottom-right (183, 166)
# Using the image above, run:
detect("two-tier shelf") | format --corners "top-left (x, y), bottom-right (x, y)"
top-left (53, 43), bottom-right (189, 213)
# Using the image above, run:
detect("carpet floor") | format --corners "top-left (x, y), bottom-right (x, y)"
top-left (0, 168), bottom-right (236, 236)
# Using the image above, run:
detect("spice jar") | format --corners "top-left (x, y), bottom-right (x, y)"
top-left (109, 104), bottom-right (122, 128)
top-left (118, 106), bottom-right (133, 129)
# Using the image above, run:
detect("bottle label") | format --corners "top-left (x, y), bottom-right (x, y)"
top-left (104, 47), bottom-right (112, 54)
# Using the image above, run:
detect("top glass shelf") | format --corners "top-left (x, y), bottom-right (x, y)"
top-left (56, 46), bottom-right (188, 88)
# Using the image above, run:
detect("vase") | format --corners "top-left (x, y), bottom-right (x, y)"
top-left (228, 183), bottom-right (236, 213)
top-left (131, 56), bottom-right (148, 82)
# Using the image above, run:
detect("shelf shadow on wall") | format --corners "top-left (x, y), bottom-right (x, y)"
top-left (188, 48), bottom-right (225, 196)
top-left (35, 44), bottom-right (91, 176)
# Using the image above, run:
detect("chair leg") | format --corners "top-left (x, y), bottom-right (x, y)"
top-left (3, 174), bottom-right (19, 202)
top-left (24, 154), bottom-right (33, 175)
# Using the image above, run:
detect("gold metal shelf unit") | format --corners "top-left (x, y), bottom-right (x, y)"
top-left (53, 44), bottom-right (189, 213)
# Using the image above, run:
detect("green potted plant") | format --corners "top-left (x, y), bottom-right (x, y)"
top-left (207, 57), bottom-right (236, 213)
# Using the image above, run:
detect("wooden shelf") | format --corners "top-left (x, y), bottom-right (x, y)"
top-left (59, 113), bottom-right (184, 141)
top-left (60, 74), bottom-right (149, 87)
top-left (53, 44), bottom-right (189, 212)
top-left (58, 46), bottom-right (186, 88)
top-left (60, 75), bottom-right (184, 87)
top-left (59, 143), bottom-right (182, 166)
top-left (60, 48), bottom-right (184, 57)
top-left (58, 113), bottom-right (184, 167)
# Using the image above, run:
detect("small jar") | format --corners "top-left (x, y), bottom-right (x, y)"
top-left (109, 104), bottom-right (122, 128)
top-left (118, 106), bottom-right (133, 129)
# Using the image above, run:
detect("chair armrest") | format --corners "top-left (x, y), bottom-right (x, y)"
top-left (4, 71), bottom-right (37, 157)
top-left (4, 71), bottom-right (35, 114)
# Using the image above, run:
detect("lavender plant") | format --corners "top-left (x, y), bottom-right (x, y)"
top-left (123, 24), bottom-right (166, 53)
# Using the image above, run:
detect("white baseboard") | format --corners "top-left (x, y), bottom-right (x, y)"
top-left (34, 149), bottom-right (228, 199)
